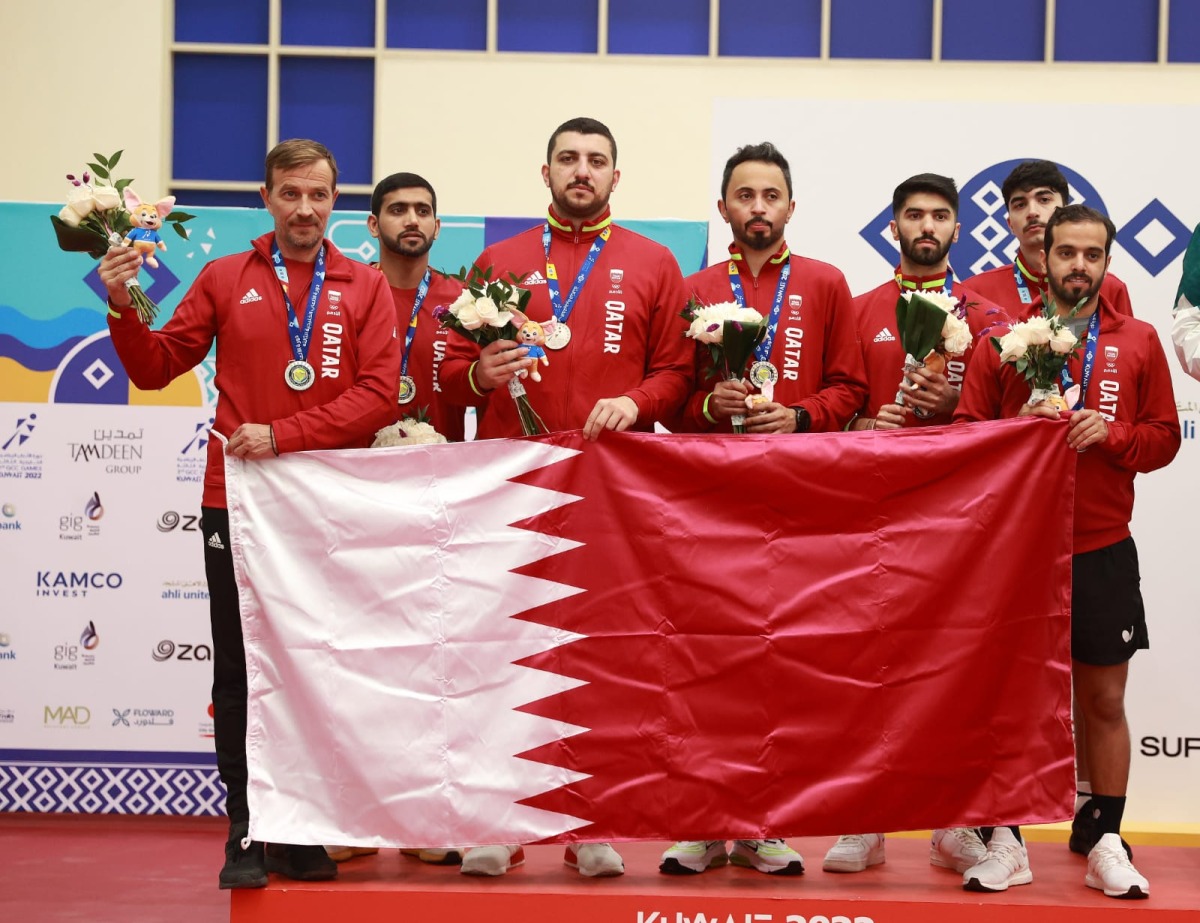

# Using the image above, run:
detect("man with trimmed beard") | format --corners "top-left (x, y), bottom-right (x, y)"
top-left (98, 139), bottom-right (400, 890)
top-left (966, 160), bottom-right (1132, 320)
top-left (659, 142), bottom-right (864, 879)
top-left (672, 141), bottom-right (865, 439)
top-left (367, 172), bottom-right (467, 441)
top-left (954, 205), bottom-right (1178, 900)
top-left (440, 116), bottom-right (693, 878)
top-left (847, 173), bottom-right (1005, 434)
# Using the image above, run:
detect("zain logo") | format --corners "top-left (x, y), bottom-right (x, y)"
top-left (181, 418), bottom-right (215, 454)
top-left (152, 640), bottom-right (176, 662)
top-left (80, 621), bottom-right (99, 651)
top-left (84, 492), bottom-right (104, 521)
top-left (2, 414), bottom-right (37, 451)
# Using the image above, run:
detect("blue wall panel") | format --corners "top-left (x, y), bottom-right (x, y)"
top-left (1055, 0), bottom-right (1157, 62)
top-left (831, 0), bottom-right (933, 59)
top-left (279, 58), bottom-right (375, 187)
top-left (282, 0), bottom-right (375, 47)
top-left (387, 0), bottom-right (487, 50)
top-left (719, 1), bottom-right (821, 58)
top-left (173, 55), bottom-right (269, 182)
top-left (1169, 1), bottom-right (1200, 62)
top-left (499, 0), bottom-right (598, 52)
top-left (608, 0), bottom-right (709, 56)
top-left (942, 0), bottom-right (1044, 61)
top-left (175, 0), bottom-right (269, 44)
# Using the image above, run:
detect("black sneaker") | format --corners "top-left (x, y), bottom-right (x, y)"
top-left (219, 822), bottom-right (268, 889)
top-left (265, 843), bottom-right (339, 881)
top-left (1069, 800), bottom-right (1133, 859)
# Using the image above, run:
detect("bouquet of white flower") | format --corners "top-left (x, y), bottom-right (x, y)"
top-left (434, 264), bottom-right (546, 435)
top-left (372, 410), bottom-right (448, 448)
top-left (49, 151), bottom-right (194, 323)
top-left (682, 300), bottom-right (767, 433)
top-left (991, 307), bottom-right (1081, 408)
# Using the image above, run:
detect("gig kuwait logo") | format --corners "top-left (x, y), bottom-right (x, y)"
top-left (177, 417), bottom-right (214, 484)
top-left (0, 412), bottom-right (43, 480)
top-left (859, 158), bottom-right (1192, 278)
top-left (59, 492), bottom-right (104, 541)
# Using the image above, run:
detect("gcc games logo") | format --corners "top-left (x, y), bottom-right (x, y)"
top-left (178, 417), bottom-right (214, 484)
top-left (0, 413), bottom-right (43, 481)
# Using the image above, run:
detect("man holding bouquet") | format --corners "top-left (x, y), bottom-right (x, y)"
top-left (97, 139), bottom-right (401, 890)
top-left (848, 173), bottom-right (1005, 434)
top-left (965, 160), bottom-right (1133, 319)
top-left (441, 116), bottom-right (693, 446)
top-left (658, 143), bottom-right (864, 879)
top-left (439, 117), bottom-right (693, 877)
top-left (954, 205), bottom-right (1178, 899)
top-left (672, 142), bottom-right (865, 438)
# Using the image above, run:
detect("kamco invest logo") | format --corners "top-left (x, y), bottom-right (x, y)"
top-left (36, 570), bottom-right (124, 598)
top-left (859, 158), bottom-right (1192, 280)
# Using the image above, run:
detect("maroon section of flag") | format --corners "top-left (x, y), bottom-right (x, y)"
top-left (510, 418), bottom-right (1076, 841)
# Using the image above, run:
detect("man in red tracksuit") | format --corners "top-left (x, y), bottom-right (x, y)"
top-left (953, 205), bottom-right (1179, 900)
top-left (659, 142), bottom-right (865, 880)
top-left (98, 139), bottom-right (400, 891)
top-left (850, 173), bottom-right (1006, 433)
top-left (368, 171), bottom-right (467, 441)
top-left (440, 117), bottom-right (692, 878)
top-left (673, 142), bottom-right (865, 439)
top-left (441, 118), bottom-right (692, 445)
top-left (966, 160), bottom-right (1133, 320)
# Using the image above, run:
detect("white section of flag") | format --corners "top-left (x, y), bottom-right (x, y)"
top-left (227, 439), bottom-right (593, 847)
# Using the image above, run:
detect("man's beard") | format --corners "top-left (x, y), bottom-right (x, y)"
top-left (1048, 271), bottom-right (1104, 311)
top-left (552, 181), bottom-right (610, 221)
top-left (382, 233), bottom-right (433, 258)
top-left (899, 233), bottom-right (952, 268)
top-left (734, 221), bottom-right (783, 253)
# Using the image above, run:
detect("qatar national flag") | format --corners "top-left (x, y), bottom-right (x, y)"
top-left (227, 418), bottom-right (1076, 847)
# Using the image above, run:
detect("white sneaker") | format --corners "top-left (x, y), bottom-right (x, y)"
top-left (460, 844), bottom-right (525, 876)
top-left (1086, 833), bottom-right (1149, 898)
top-left (962, 827), bottom-right (1032, 892)
top-left (822, 834), bottom-right (885, 872)
top-left (323, 845), bottom-right (379, 862)
top-left (659, 840), bottom-right (728, 874)
top-left (730, 838), bottom-right (804, 875)
top-left (400, 847), bottom-right (462, 865)
top-left (564, 842), bottom-right (625, 877)
top-left (930, 827), bottom-right (987, 873)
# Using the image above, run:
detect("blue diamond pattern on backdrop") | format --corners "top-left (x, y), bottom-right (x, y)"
top-left (1115, 199), bottom-right (1191, 277)
top-left (85, 260), bottom-right (181, 307)
top-left (0, 758), bottom-right (223, 815)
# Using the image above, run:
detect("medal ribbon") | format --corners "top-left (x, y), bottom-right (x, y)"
top-left (1013, 254), bottom-right (1044, 306)
top-left (543, 223), bottom-right (611, 325)
top-left (1059, 309), bottom-right (1101, 411)
top-left (400, 269), bottom-right (431, 377)
top-left (728, 249), bottom-right (790, 362)
top-left (894, 266), bottom-right (955, 297)
top-left (271, 241), bottom-right (327, 364)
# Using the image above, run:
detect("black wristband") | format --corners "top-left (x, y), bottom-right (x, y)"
top-left (793, 407), bottom-right (811, 433)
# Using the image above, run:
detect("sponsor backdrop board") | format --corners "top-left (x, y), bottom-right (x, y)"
top-left (709, 99), bottom-right (1200, 826)
top-left (0, 203), bottom-right (705, 815)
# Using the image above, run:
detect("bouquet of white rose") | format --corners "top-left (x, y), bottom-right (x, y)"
top-left (372, 408), bottom-right (448, 448)
top-left (50, 151), bottom-right (194, 323)
top-left (434, 264), bottom-right (546, 435)
top-left (991, 306), bottom-right (1081, 408)
top-left (682, 300), bottom-right (767, 433)
top-left (894, 290), bottom-right (973, 417)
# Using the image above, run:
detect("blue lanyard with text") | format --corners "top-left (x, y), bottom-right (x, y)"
top-left (543, 224), bottom-right (611, 324)
top-left (1012, 257), bottom-right (1041, 306)
top-left (271, 241), bottom-right (326, 362)
top-left (1059, 309), bottom-right (1101, 411)
top-left (728, 254), bottom-right (790, 361)
top-left (400, 269), bottom-right (431, 377)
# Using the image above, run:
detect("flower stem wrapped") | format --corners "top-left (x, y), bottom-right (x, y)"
top-left (681, 299), bottom-right (767, 433)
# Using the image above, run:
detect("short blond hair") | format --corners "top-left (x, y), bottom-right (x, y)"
top-left (264, 139), bottom-right (338, 190)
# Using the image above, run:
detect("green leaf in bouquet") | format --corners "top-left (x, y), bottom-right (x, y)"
top-left (115, 178), bottom-right (133, 194)
top-left (171, 222), bottom-right (190, 240)
top-left (166, 210), bottom-right (197, 223)
top-left (50, 215), bottom-right (110, 259)
top-left (108, 150), bottom-right (123, 170)
top-left (895, 292), bottom-right (946, 362)
top-left (87, 162), bottom-right (110, 181)
top-left (93, 152), bottom-right (110, 168)
top-left (721, 318), bottom-right (767, 379)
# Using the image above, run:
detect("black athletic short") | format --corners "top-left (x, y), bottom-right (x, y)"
top-left (1071, 536), bottom-right (1148, 666)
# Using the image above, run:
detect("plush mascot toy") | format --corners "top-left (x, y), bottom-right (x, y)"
top-left (123, 189), bottom-right (176, 269)
top-left (1172, 223), bottom-right (1200, 380)
top-left (510, 310), bottom-right (554, 383)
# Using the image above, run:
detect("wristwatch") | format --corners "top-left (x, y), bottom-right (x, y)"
top-left (792, 407), bottom-right (811, 433)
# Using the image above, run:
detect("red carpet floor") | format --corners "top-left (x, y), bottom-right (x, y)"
top-left (3, 814), bottom-right (1197, 923)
